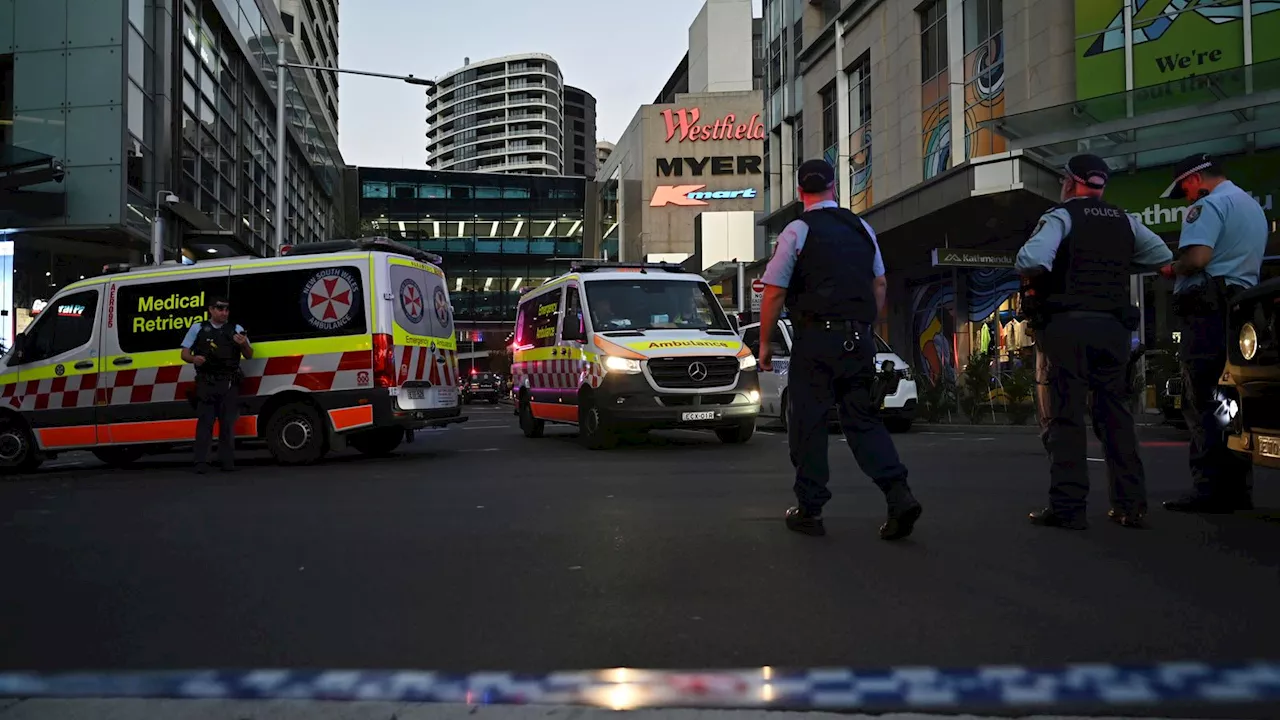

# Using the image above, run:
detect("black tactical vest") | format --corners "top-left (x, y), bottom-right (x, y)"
top-left (784, 207), bottom-right (878, 324)
top-left (193, 321), bottom-right (241, 377)
top-left (1039, 197), bottom-right (1135, 317)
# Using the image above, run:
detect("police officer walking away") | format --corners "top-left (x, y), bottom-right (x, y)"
top-left (1016, 154), bottom-right (1172, 530)
top-left (757, 159), bottom-right (921, 540)
top-left (1158, 154), bottom-right (1267, 514)
top-left (180, 296), bottom-right (252, 473)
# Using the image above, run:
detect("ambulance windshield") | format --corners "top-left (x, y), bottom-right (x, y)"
top-left (585, 279), bottom-right (731, 332)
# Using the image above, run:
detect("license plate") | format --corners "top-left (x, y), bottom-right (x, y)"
top-left (681, 411), bottom-right (717, 422)
top-left (406, 388), bottom-right (426, 400)
top-left (1173, 396), bottom-right (1182, 409)
top-left (1259, 435), bottom-right (1280, 460)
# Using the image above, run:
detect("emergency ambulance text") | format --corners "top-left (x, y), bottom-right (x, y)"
top-left (132, 291), bottom-right (207, 333)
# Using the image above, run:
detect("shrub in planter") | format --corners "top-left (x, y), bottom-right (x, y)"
top-left (1002, 367), bottom-right (1036, 425)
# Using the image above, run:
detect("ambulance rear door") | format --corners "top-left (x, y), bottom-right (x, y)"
top-left (387, 256), bottom-right (458, 410)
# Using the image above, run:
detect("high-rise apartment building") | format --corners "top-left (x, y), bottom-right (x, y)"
top-left (274, 0), bottom-right (340, 131)
top-left (562, 85), bottom-right (597, 178)
top-left (425, 54), bottom-right (566, 175)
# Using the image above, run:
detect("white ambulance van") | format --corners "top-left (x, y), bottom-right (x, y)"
top-left (0, 238), bottom-right (464, 474)
top-left (512, 262), bottom-right (761, 449)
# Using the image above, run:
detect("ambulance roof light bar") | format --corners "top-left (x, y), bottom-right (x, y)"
top-left (570, 260), bottom-right (686, 274)
top-left (281, 237), bottom-right (443, 265)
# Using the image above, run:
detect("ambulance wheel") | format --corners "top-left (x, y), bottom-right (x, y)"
top-left (578, 393), bottom-right (616, 450)
top-left (519, 397), bottom-right (544, 438)
top-left (0, 419), bottom-right (42, 475)
top-left (266, 402), bottom-right (326, 465)
top-left (92, 446), bottom-right (146, 468)
top-left (349, 427), bottom-right (403, 457)
top-left (715, 420), bottom-right (756, 444)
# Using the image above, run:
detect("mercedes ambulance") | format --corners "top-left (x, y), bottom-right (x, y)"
top-left (0, 237), bottom-right (464, 474)
top-left (511, 262), bottom-right (761, 449)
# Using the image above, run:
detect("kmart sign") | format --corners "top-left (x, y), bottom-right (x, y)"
top-left (1106, 150), bottom-right (1279, 233)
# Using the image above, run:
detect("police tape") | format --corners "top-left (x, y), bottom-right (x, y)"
top-left (0, 661), bottom-right (1278, 710)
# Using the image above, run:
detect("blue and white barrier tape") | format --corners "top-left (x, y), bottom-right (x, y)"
top-left (1, 661), bottom-right (1278, 710)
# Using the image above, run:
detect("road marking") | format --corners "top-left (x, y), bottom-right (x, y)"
top-left (459, 448), bottom-right (500, 452)
top-left (1088, 458), bottom-right (1105, 462)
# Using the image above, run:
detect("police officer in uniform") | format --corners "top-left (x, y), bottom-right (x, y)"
top-left (1016, 154), bottom-right (1172, 530)
top-left (757, 159), bottom-right (921, 540)
top-left (1158, 154), bottom-right (1267, 514)
top-left (181, 296), bottom-right (252, 473)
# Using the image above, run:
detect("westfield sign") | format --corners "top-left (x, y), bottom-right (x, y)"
top-left (661, 108), bottom-right (765, 143)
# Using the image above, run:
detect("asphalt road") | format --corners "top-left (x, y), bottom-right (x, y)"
top-left (1, 407), bottom-right (1278, 693)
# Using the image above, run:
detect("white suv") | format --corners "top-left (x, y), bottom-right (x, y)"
top-left (740, 319), bottom-right (918, 433)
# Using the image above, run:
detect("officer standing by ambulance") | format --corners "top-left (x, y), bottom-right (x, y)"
top-left (1158, 154), bottom-right (1266, 514)
top-left (1016, 154), bottom-right (1172, 530)
top-left (181, 295), bottom-right (252, 473)
top-left (757, 159), bottom-right (921, 540)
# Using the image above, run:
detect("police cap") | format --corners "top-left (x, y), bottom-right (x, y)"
top-left (1160, 153), bottom-right (1220, 199)
top-left (797, 159), bottom-right (836, 193)
top-left (1063, 154), bottom-right (1110, 190)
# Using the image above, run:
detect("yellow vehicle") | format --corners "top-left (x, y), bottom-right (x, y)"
top-left (0, 238), bottom-right (465, 474)
top-left (512, 262), bottom-right (760, 449)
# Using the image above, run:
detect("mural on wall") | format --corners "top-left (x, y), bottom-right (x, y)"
top-left (849, 123), bottom-right (873, 213)
top-left (1076, 0), bottom-right (1280, 101)
top-left (910, 277), bottom-right (957, 383)
top-left (963, 33), bottom-right (1006, 159)
top-left (824, 144), bottom-right (839, 196)
top-left (922, 71), bottom-right (951, 180)
top-left (966, 268), bottom-right (1021, 323)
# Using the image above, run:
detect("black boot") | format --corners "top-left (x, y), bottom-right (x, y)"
top-left (1028, 507), bottom-right (1087, 530)
top-left (879, 480), bottom-right (922, 541)
top-left (784, 506), bottom-right (825, 537)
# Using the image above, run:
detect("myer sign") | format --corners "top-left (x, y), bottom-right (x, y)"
top-left (931, 249), bottom-right (1015, 268)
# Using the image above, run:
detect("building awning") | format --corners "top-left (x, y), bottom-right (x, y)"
top-left (989, 58), bottom-right (1280, 168)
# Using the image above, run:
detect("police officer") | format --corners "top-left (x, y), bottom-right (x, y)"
top-left (1158, 154), bottom-right (1266, 514)
top-left (1016, 154), bottom-right (1172, 530)
top-left (180, 296), bottom-right (252, 473)
top-left (757, 159), bottom-right (921, 540)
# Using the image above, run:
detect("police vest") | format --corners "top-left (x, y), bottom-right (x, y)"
top-left (1038, 198), bottom-right (1135, 317)
top-left (784, 207), bottom-right (878, 324)
top-left (193, 321), bottom-right (242, 376)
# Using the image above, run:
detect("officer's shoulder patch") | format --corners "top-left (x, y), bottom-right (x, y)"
top-left (1032, 218), bottom-right (1046, 236)
top-left (1186, 205), bottom-right (1202, 224)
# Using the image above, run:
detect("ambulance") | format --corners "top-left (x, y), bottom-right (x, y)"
top-left (512, 262), bottom-right (760, 449)
top-left (0, 237), bottom-right (464, 474)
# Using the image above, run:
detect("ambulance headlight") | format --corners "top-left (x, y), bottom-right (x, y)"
top-left (1239, 322), bottom-right (1258, 361)
top-left (603, 356), bottom-right (642, 374)
top-left (739, 354), bottom-right (757, 370)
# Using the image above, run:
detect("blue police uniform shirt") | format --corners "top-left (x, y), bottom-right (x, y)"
top-left (761, 200), bottom-right (885, 288)
top-left (1173, 180), bottom-right (1268, 294)
top-left (181, 321), bottom-right (245, 349)
top-left (1015, 198), bottom-right (1173, 275)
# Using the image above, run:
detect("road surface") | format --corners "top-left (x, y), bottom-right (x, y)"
top-left (1, 406), bottom-right (1277, 717)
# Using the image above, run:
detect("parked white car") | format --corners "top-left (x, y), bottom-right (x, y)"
top-left (740, 319), bottom-right (918, 433)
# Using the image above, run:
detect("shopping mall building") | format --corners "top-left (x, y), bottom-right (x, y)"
top-left (759, 0), bottom-right (1279, 392)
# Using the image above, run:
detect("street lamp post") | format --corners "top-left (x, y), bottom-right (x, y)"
top-left (274, 51), bottom-right (435, 251)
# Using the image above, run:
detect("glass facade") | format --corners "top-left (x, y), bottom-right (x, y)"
top-left (920, 0), bottom-right (951, 180)
top-left (962, 0), bottom-right (1005, 159)
top-left (178, 0), bottom-right (342, 256)
top-left (356, 168), bottom-right (586, 324)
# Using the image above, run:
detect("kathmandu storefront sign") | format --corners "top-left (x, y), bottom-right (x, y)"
top-left (661, 108), bottom-right (766, 143)
top-left (655, 155), bottom-right (763, 177)
top-left (650, 185), bottom-right (757, 207)
top-left (931, 249), bottom-right (1016, 268)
